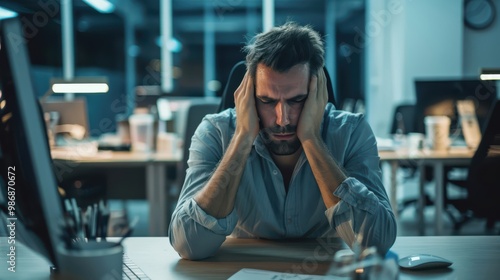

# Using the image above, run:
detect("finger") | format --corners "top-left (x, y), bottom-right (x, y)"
top-left (317, 70), bottom-right (328, 102)
top-left (308, 74), bottom-right (318, 98)
top-left (234, 72), bottom-right (249, 101)
top-left (245, 72), bottom-right (254, 99)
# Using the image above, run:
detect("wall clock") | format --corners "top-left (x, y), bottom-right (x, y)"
top-left (464, 0), bottom-right (496, 30)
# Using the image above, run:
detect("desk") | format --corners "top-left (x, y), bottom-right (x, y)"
top-left (379, 148), bottom-right (474, 235)
top-left (52, 150), bottom-right (182, 236)
top-left (3, 236), bottom-right (499, 279)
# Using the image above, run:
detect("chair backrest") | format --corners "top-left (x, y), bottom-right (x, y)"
top-left (469, 100), bottom-right (500, 173)
top-left (218, 61), bottom-right (337, 112)
top-left (466, 100), bottom-right (500, 217)
top-left (178, 101), bottom-right (219, 185)
top-left (390, 104), bottom-right (416, 135)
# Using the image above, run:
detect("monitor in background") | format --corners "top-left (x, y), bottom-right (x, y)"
top-left (0, 17), bottom-right (64, 267)
top-left (40, 98), bottom-right (90, 139)
top-left (414, 79), bottom-right (497, 136)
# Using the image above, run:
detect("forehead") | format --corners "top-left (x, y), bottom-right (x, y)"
top-left (255, 63), bottom-right (309, 96)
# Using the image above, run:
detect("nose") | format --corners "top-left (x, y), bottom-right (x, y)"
top-left (275, 102), bottom-right (290, 126)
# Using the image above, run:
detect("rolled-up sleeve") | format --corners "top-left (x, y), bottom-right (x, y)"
top-left (169, 115), bottom-right (239, 260)
top-left (324, 114), bottom-right (397, 255)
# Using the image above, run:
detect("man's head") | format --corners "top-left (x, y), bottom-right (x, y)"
top-left (244, 22), bottom-right (324, 79)
top-left (244, 22), bottom-right (325, 156)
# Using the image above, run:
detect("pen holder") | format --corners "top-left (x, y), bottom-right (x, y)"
top-left (53, 241), bottom-right (123, 280)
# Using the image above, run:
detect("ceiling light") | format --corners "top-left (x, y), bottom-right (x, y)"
top-left (480, 68), bottom-right (500, 80)
top-left (0, 7), bottom-right (17, 20)
top-left (50, 77), bottom-right (109, 93)
top-left (83, 0), bottom-right (115, 14)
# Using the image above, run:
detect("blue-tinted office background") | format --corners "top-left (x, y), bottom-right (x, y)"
top-left (3, 0), bottom-right (500, 138)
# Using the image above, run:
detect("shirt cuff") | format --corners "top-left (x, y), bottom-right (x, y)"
top-left (331, 177), bottom-right (379, 215)
top-left (183, 198), bottom-right (238, 235)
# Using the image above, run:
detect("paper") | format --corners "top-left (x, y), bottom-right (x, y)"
top-left (376, 137), bottom-right (395, 151)
top-left (228, 268), bottom-right (342, 280)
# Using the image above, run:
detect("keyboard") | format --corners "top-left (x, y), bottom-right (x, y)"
top-left (123, 253), bottom-right (151, 279)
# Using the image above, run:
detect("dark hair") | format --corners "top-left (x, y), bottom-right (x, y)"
top-left (244, 22), bottom-right (324, 78)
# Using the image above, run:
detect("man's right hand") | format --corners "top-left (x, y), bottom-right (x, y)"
top-left (234, 72), bottom-right (260, 141)
top-left (194, 72), bottom-right (257, 219)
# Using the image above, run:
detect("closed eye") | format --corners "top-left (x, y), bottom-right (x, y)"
top-left (289, 96), bottom-right (307, 104)
top-left (257, 97), bottom-right (276, 105)
top-left (256, 95), bottom-right (307, 105)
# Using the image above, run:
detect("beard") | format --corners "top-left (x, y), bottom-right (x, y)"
top-left (259, 124), bottom-right (301, 156)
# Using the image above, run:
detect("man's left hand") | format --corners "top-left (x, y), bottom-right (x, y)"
top-left (297, 69), bottom-right (328, 142)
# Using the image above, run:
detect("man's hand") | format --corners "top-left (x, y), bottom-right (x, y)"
top-left (234, 72), bottom-right (260, 141)
top-left (297, 69), bottom-right (328, 142)
top-left (194, 72), bottom-right (257, 219)
top-left (298, 70), bottom-right (344, 209)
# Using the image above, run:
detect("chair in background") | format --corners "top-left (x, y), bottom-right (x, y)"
top-left (218, 61), bottom-right (337, 112)
top-left (446, 100), bottom-right (500, 232)
top-left (389, 104), bottom-right (422, 181)
top-left (388, 103), bottom-right (436, 214)
top-left (390, 103), bottom-right (471, 219)
top-left (167, 100), bottom-right (219, 220)
top-left (390, 104), bottom-right (416, 137)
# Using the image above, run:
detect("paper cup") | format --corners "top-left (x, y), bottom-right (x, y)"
top-left (424, 116), bottom-right (451, 151)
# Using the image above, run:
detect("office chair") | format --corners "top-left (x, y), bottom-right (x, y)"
top-left (446, 100), bottom-right (500, 232)
top-left (167, 100), bottom-right (219, 221)
top-left (217, 61), bottom-right (337, 112)
top-left (390, 104), bottom-right (416, 136)
top-left (388, 103), bottom-right (437, 213)
top-left (390, 103), bottom-right (473, 219)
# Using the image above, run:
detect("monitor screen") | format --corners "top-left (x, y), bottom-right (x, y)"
top-left (414, 79), bottom-right (497, 135)
top-left (0, 17), bottom-right (64, 266)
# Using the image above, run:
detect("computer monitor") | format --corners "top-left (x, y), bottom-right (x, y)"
top-left (414, 79), bottom-right (497, 135)
top-left (0, 17), bottom-right (64, 266)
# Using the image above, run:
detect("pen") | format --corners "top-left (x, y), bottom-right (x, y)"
top-left (99, 200), bottom-right (110, 241)
top-left (85, 205), bottom-right (92, 239)
top-left (63, 199), bottom-right (78, 239)
top-left (70, 198), bottom-right (84, 240)
top-left (90, 203), bottom-right (98, 240)
top-left (64, 199), bottom-right (72, 213)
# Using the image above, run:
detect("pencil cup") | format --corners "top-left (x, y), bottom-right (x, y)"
top-left (54, 241), bottom-right (123, 280)
top-left (424, 116), bottom-right (450, 151)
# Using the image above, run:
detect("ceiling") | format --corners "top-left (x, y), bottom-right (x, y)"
top-left (0, 0), bottom-right (364, 35)
top-left (0, 0), bottom-right (365, 70)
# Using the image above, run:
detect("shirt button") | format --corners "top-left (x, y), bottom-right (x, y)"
top-left (273, 170), bottom-right (278, 175)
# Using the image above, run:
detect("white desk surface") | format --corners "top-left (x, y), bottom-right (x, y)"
top-left (2, 236), bottom-right (499, 279)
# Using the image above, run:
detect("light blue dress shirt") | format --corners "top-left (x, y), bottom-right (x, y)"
top-left (169, 104), bottom-right (397, 260)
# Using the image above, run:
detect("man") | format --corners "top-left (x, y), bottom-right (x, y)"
top-left (169, 22), bottom-right (397, 260)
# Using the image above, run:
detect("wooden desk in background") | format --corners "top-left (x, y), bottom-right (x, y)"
top-left (379, 148), bottom-right (475, 235)
top-left (3, 236), bottom-right (499, 279)
top-left (52, 150), bottom-right (183, 236)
